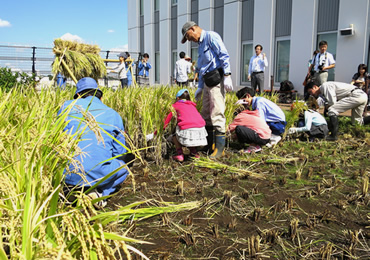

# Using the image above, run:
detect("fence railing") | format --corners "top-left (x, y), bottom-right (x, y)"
top-left (0, 45), bottom-right (142, 87)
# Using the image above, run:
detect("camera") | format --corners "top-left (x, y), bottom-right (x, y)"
top-left (318, 61), bottom-right (325, 71)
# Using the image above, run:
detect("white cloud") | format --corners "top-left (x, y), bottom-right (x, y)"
top-left (107, 29), bottom-right (115, 33)
top-left (60, 33), bottom-right (83, 43)
top-left (110, 44), bottom-right (128, 52)
top-left (0, 19), bottom-right (11, 27)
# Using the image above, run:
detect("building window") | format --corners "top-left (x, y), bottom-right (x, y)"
top-left (140, 0), bottom-right (144, 16)
top-left (154, 0), bottom-right (159, 11)
top-left (317, 32), bottom-right (337, 81)
top-left (155, 52), bottom-right (160, 83)
top-left (191, 47), bottom-right (198, 66)
top-left (172, 51), bottom-right (178, 82)
top-left (172, 0), bottom-right (178, 5)
top-left (275, 39), bottom-right (291, 83)
top-left (241, 43), bottom-right (253, 84)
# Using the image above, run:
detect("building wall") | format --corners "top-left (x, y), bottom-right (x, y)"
top-left (336, 0), bottom-right (370, 83)
top-left (128, 0), bottom-right (370, 93)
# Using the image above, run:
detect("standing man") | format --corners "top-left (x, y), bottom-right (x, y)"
top-left (181, 21), bottom-right (233, 159)
top-left (308, 40), bottom-right (336, 86)
top-left (174, 51), bottom-right (191, 86)
top-left (138, 53), bottom-right (151, 86)
top-left (248, 44), bottom-right (268, 94)
top-left (306, 81), bottom-right (367, 141)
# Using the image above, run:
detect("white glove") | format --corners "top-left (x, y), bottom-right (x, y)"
top-left (195, 88), bottom-right (203, 102)
top-left (146, 133), bottom-right (154, 141)
top-left (235, 99), bottom-right (249, 106)
top-left (224, 76), bottom-right (233, 92)
top-left (288, 127), bottom-right (299, 134)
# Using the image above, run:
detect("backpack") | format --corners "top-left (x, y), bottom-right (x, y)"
top-left (279, 80), bottom-right (294, 92)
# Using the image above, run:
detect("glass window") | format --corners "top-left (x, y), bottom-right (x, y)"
top-left (155, 52), bottom-right (160, 83)
top-left (140, 0), bottom-right (144, 16)
top-left (154, 0), bottom-right (159, 11)
top-left (275, 39), bottom-right (291, 83)
top-left (317, 32), bottom-right (337, 81)
top-left (172, 51), bottom-right (177, 81)
top-left (191, 47), bottom-right (198, 67)
top-left (241, 43), bottom-right (253, 83)
top-left (172, 0), bottom-right (178, 5)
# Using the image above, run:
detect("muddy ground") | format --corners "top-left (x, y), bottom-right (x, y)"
top-left (109, 122), bottom-right (370, 259)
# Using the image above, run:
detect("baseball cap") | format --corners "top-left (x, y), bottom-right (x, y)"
top-left (74, 77), bottom-right (100, 98)
top-left (118, 52), bottom-right (128, 59)
top-left (181, 21), bottom-right (197, 44)
top-left (176, 89), bottom-right (189, 98)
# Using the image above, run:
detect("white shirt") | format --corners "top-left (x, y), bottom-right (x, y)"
top-left (248, 54), bottom-right (268, 76)
top-left (313, 51), bottom-right (335, 72)
top-left (174, 58), bottom-right (191, 82)
top-left (320, 82), bottom-right (357, 106)
top-left (111, 62), bottom-right (127, 79)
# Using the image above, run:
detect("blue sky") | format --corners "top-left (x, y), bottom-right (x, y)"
top-left (0, 0), bottom-right (128, 51)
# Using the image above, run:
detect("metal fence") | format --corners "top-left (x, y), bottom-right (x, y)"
top-left (0, 45), bottom-right (141, 87)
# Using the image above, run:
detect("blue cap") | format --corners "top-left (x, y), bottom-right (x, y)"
top-left (176, 89), bottom-right (188, 98)
top-left (74, 77), bottom-right (99, 98)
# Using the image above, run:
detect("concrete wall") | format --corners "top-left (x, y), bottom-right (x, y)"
top-left (177, 1), bottom-right (191, 57)
top-left (128, 0), bottom-right (370, 92)
top-left (159, 0), bottom-right (171, 85)
top-left (127, 0), bottom-right (139, 53)
top-left (144, 0), bottom-right (155, 84)
top-left (253, 0), bottom-right (274, 91)
top-left (198, 0), bottom-right (213, 31)
top-left (290, 0), bottom-right (317, 93)
top-left (224, 0), bottom-right (242, 86)
top-left (336, 0), bottom-right (370, 83)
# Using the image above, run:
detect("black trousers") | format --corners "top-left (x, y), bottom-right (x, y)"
top-left (120, 78), bottom-right (128, 88)
top-left (177, 81), bottom-right (188, 87)
top-left (235, 125), bottom-right (270, 145)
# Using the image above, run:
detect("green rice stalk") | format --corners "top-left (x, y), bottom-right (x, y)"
top-left (194, 157), bottom-right (265, 179)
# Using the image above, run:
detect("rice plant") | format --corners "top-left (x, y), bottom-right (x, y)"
top-left (0, 85), bottom-right (201, 259)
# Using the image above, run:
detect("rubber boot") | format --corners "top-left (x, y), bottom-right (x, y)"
top-left (201, 126), bottom-right (214, 153)
top-left (209, 131), bottom-right (225, 159)
top-left (326, 115), bottom-right (338, 141)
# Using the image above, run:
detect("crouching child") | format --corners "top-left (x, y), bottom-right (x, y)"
top-left (229, 99), bottom-right (271, 154)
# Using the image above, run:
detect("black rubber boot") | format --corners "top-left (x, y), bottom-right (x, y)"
top-left (326, 115), bottom-right (338, 141)
top-left (201, 126), bottom-right (214, 153)
top-left (209, 131), bottom-right (225, 159)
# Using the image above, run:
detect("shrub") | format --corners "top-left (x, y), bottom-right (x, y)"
top-left (0, 67), bottom-right (36, 91)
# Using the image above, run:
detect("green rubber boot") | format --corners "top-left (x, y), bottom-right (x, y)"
top-left (209, 132), bottom-right (225, 159)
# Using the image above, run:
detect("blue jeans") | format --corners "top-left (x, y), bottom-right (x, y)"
top-left (267, 121), bottom-right (287, 135)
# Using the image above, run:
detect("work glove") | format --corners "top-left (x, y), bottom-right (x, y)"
top-left (288, 127), bottom-right (299, 134)
top-left (145, 133), bottom-right (154, 141)
top-left (235, 99), bottom-right (249, 106)
top-left (224, 76), bottom-right (233, 92)
top-left (195, 88), bottom-right (203, 102)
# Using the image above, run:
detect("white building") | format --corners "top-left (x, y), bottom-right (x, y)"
top-left (128, 0), bottom-right (370, 94)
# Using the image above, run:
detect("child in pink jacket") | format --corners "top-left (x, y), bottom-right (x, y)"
top-left (162, 89), bottom-right (207, 162)
top-left (229, 107), bottom-right (271, 154)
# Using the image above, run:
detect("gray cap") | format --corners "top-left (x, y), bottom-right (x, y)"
top-left (118, 52), bottom-right (128, 59)
top-left (181, 21), bottom-right (197, 44)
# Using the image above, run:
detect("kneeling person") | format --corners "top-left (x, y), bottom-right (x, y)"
top-left (229, 101), bottom-right (271, 154)
top-left (58, 77), bottom-right (133, 206)
top-left (306, 81), bottom-right (368, 141)
top-left (236, 87), bottom-right (286, 146)
top-left (288, 101), bottom-right (329, 140)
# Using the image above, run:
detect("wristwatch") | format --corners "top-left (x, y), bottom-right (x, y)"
top-left (224, 73), bottom-right (231, 76)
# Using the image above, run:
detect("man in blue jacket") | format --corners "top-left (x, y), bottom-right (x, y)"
top-left (58, 77), bottom-right (133, 206)
top-left (181, 21), bottom-right (233, 159)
